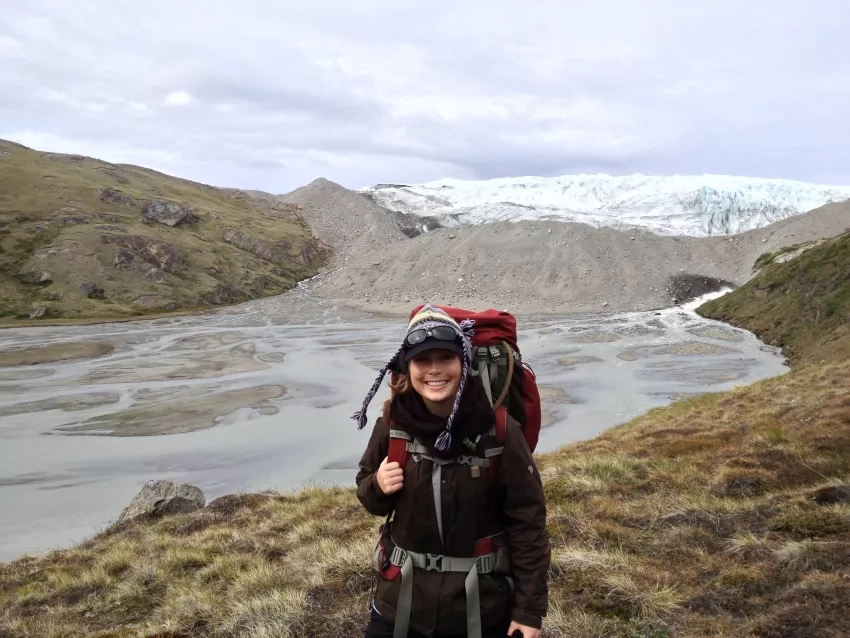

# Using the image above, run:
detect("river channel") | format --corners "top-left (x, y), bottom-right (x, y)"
top-left (0, 291), bottom-right (786, 561)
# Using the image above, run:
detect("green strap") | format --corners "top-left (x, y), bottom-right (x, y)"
top-left (432, 464), bottom-right (444, 545)
top-left (393, 554), bottom-right (414, 638)
top-left (465, 565), bottom-right (482, 638)
top-left (479, 355), bottom-right (494, 405)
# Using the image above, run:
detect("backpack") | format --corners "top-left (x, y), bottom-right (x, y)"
top-left (388, 305), bottom-right (541, 477)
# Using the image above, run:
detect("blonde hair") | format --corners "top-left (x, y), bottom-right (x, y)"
top-left (382, 373), bottom-right (412, 424)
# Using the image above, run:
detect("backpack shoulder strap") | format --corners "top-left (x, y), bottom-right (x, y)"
top-left (388, 427), bottom-right (411, 468)
top-left (487, 407), bottom-right (508, 482)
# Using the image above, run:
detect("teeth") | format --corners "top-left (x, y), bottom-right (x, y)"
top-left (426, 381), bottom-right (448, 387)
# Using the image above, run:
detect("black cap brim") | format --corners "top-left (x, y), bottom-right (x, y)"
top-left (403, 338), bottom-right (464, 362)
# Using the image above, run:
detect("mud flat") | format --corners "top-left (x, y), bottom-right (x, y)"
top-left (58, 385), bottom-right (286, 436)
top-left (0, 341), bottom-right (114, 366)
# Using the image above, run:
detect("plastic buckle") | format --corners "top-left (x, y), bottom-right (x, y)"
top-left (425, 554), bottom-right (444, 571)
top-left (390, 546), bottom-right (408, 567)
top-left (476, 554), bottom-right (495, 574)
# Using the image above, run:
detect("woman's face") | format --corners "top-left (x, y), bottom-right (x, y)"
top-left (407, 349), bottom-right (463, 415)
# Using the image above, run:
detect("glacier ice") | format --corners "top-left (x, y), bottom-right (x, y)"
top-left (360, 174), bottom-right (850, 236)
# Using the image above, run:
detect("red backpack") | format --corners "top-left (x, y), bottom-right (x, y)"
top-left (388, 305), bottom-right (541, 478)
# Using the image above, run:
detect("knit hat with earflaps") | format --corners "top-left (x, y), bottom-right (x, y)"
top-left (351, 304), bottom-right (475, 453)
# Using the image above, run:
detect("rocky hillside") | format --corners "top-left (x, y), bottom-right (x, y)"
top-left (306, 198), bottom-right (850, 315)
top-left (278, 178), bottom-right (406, 261)
top-left (698, 229), bottom-right (850, 365)
top-left (0, 140), bottom-right (329, 323)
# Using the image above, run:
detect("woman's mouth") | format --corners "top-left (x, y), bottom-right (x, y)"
top-left (425, 380), bottom-right (449, 387)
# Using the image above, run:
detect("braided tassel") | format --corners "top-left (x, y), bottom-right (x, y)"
top-left (350, 345), bottom-right (404, 429)
top-left (434, 355), bottom-right (470, 452)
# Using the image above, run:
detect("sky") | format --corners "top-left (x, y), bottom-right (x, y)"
top-left (2, 1), bottom-right (849, 193)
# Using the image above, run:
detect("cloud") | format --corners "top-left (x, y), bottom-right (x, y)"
top-left (163, 91), bottom-right (192, 107)
top-left (1, 0), bottom-right (849, 193)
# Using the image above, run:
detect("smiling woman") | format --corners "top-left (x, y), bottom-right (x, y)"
top-left (408, 350), bottom-right (463, 415)
top-left (352, 305), bottom-right (550, 638)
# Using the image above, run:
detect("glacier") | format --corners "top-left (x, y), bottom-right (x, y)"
top-left (360, 174), bottom-right (850, 236)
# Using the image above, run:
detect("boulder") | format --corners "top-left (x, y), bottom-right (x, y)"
top-left (77, 282), bottom-right (105, 299)
top-left (114, 248), bottom-right (136, 269)
top-left (29, 306), bottom-right (47, 319)
top-left (143, 266), bottom-right (168, 284)
top-left (142, 200), bottom-right (198, 227)
top-left (16, 269), bottom-right (53, 286)
top-left (117, 480), bottom-right (205, 524)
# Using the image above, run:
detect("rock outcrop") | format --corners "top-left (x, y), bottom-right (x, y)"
top-left (141, 200), bottom-right (198, 227)
top-left (99, 188), bottom-right (136, 207)
top-left (116, 480), bottom-right (205, 524)
top-left (666, 274), bottom-right (737, 305)
top-left (101, 234), bottom-right (187, 274)
top-left (223, 229), bottom-right (293, 265)
top-left (16, 269), bottom-right (53, 286)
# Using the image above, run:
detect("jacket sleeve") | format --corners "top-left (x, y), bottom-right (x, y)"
top-left (355, 416), bottom-right (396, 516)
top-left (500, 417), bottom-right (550, 629)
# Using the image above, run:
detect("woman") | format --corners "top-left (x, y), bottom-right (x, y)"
top-left (353, 305), bottom-right (550, 638)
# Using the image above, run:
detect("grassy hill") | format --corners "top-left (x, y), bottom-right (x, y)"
top-left (0, 238), bottom-right (848, 636)
top-left (697, 230), bottom-right (850, 366)
top-left (0, 140), bottom-right (328, 323)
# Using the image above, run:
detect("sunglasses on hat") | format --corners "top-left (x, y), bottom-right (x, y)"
top-left (405, 326), bottom-right (458, 347)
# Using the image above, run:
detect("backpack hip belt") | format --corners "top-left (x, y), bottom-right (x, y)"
top-left (387, 532), bottom-right (510, 638)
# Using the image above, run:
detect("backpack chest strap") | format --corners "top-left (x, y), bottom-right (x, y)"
top-left (392, 430), bottom-right (498, 467)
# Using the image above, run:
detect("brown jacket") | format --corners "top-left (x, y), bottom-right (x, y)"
top-left (356, 414), bottom-right (550, 636)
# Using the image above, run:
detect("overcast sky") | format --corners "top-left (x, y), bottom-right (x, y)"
top-left (2, 1), bottom-right (849, 192)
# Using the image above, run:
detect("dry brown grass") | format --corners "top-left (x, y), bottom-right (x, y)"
top-left (0, 488), bottom-right (375, 638)
top-left (539, 357), bottom-right (850, 637)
